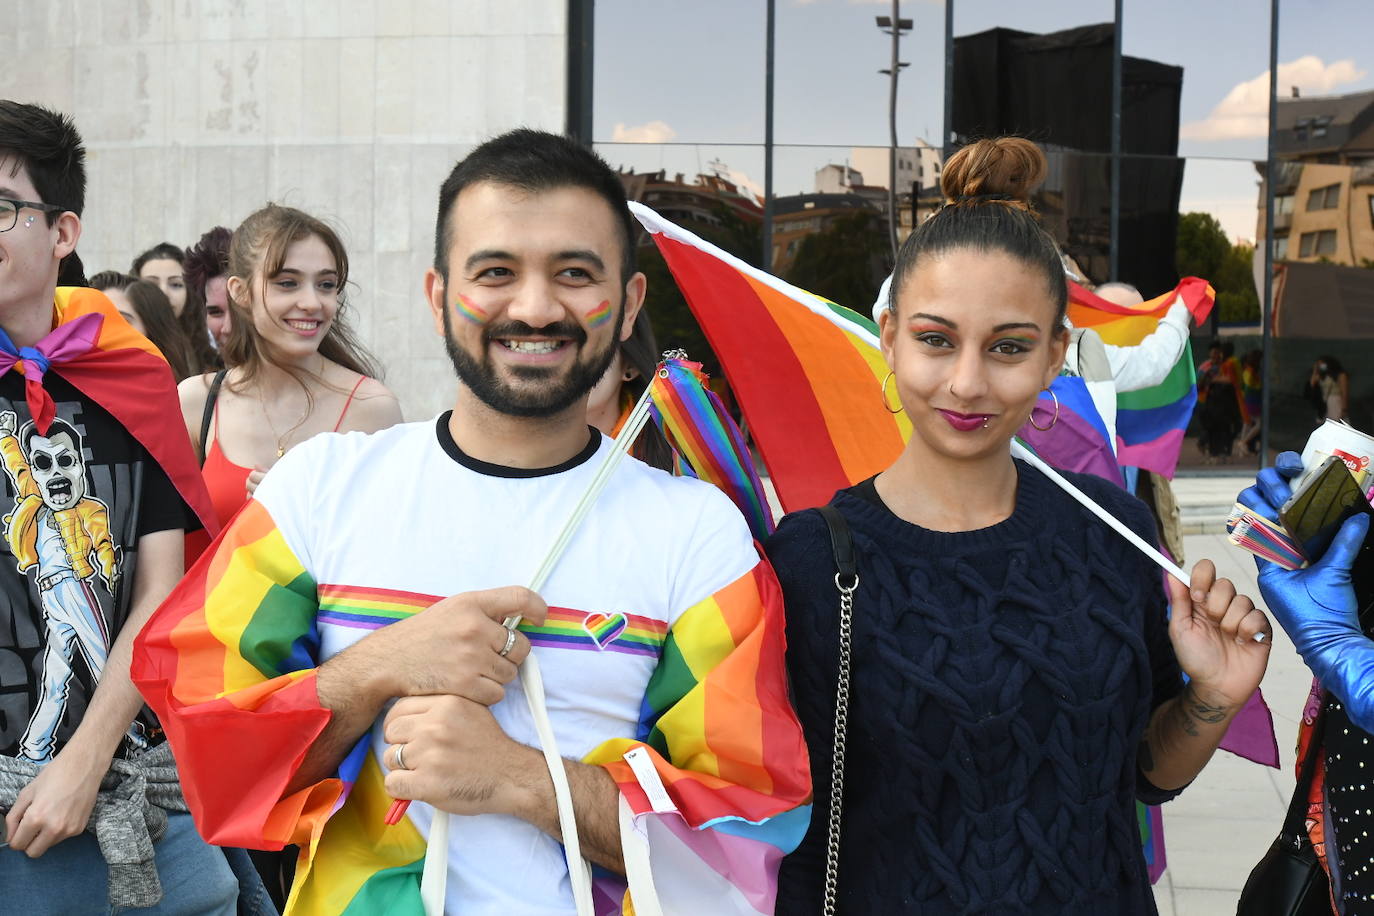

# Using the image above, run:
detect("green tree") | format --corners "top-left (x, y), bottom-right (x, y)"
top-left (783, 210), bottom-right (888, 310)
top-left (1177, 211), bottom-right (1261, 324)
top-left (1214, 243), bottom-right (1260, 323)
top-left (1176, 212), bottom-right (1231, 283)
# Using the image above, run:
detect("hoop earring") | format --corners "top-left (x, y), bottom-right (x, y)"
top-left (1028, 387), bottom-right (1059, 431)
top-left (880, 370), bottom-right (904, 414)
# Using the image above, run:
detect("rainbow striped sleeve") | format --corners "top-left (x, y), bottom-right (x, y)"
top-left (132, 498), bottom-right (338, 850)
top-left (583, 558), bottom-right (812, 915)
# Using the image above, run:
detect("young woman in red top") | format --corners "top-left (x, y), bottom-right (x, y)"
top-left (179, 204), bottom-right (402, 549)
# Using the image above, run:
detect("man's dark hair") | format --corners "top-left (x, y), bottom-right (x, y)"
top-left (21, 417), bottom-right (81, 456)
top-left (88, 270), bottom-right (137, 291)
top-left (0, 101), bottom-right (86, 223)
top-left (0, 102), bottom-right (87, 286)
top-left (183, 226), bottom-right (232, 299)
top-left (130, 242), bottom-right (185, 277)
top-left (433, 129), bottom-right (637, 282)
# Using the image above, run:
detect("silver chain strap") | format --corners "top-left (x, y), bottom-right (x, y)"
top-left (822, 568), bottom-right (858, 916)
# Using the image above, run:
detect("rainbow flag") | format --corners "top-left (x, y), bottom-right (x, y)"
top-left (1019, 374), bottom-right (1123, 487)
top-left (132, 498), bottom-right (809, 913)
top-left (15, 288), bottom-right (218, 534)
top-left (585, 564), bottom-right (811, 915)
top-left (631, 203), bottom-right (907, 512)
top-left (1067, 278), bottom-right (1215, 477)
top-left (648, 355), bottom-right (775, 540)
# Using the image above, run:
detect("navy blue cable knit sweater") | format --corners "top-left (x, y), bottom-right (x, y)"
top-left (767, 462), bottom-right (1185, 915)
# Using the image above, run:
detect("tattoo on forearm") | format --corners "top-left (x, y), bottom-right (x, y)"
top-left (1174, 687), bottom-right (1229, 737)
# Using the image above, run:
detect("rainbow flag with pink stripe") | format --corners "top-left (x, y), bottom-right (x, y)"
top-left (1067, 278), bottom-right (1215, 477)
top-left (648, 356), bottom-right (775, 540)
top-left (584, 564), bottom-right (810, 914)
top-left (132, 496), bottom-right (809, 913)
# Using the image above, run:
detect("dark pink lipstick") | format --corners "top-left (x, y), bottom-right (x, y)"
top-left (936, 409), bottom-right (992, 432)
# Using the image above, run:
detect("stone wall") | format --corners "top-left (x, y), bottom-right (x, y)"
top-left (2, 0), bottom-right (567, 419)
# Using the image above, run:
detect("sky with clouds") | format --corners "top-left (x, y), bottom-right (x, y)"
top-left (593, 0), bottom-right (1373, 245)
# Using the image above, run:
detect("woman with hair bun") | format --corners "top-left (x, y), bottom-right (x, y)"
top-left (769, 137), bottom-right (1269, 914)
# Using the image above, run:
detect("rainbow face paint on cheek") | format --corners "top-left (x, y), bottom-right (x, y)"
top-left (454, 293), bottom-right (490, 325)
top-left (585, 299), bottom-right (613, 328)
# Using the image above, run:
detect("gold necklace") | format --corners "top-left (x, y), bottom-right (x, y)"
top-left (256, 358), bottom-right (326, 459)
top-left (256, 384), bottom-right (310, 458)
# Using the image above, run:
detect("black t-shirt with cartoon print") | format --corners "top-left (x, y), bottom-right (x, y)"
top-left (0, 370), bottom-right (194, 761)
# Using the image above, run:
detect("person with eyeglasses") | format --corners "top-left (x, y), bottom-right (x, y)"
top-left (0, 101), bottom-right (269, 915)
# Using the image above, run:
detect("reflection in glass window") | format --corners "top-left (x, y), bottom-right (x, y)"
top-left (1307, 184), bottom-right (1340, 211)
top-left (1276, 194), bottom-right (1294, 215)
top-left (1299, 229), bottom-right (1338, 257)
top-left (1274, 235), bottom-right (1289, 260)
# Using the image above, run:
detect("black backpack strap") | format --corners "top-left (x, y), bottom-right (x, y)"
top-left (198, 370), bottom-right (228, 466)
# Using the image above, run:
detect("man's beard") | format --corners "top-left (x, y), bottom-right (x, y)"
top-left (442, 302), bottom-right (622, 419)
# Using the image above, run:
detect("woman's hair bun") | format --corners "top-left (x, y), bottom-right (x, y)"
top-left (939, 137), bottom-right (1047, 209)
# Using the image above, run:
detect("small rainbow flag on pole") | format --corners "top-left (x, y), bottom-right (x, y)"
top-left (630, 202), bottom-right (906, 513)
top-left (1067, 278), bottom-right (1215, 477)
top-left (647, 354), bottom-right (775, 540)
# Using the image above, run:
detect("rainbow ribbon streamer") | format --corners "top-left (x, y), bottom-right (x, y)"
top-left (648, 354), bottom-right (776, 541)
top-left (1226, 502), bottom-right (1307, 570)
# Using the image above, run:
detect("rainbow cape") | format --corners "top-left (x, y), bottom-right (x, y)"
top-left (1066, 279), bottom-right (1215, 477)
top-left (631, 203), bottom-right (906, 512)
top-left (5, 288), bottom-right (217, 534)
top-left (132, 491), bottom-right (808, 912)
top-left (648, 355), bottom-right (775, 540)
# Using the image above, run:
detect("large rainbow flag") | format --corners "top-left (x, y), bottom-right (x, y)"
top-left (1067, 278), bottom-right (1215, 477)
top-left (132, 493), bottom-right (809, 912)
top-left (13, 288), bottom-right (218, 533)
top-left (630, 203), bottom-right (906, 512)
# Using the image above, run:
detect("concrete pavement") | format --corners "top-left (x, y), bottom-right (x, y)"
top-left (1152, 518), bottom-right (1313, 915)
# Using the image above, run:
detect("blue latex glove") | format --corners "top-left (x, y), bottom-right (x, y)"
top-left (1238, 451), bottom-right (1374, 729)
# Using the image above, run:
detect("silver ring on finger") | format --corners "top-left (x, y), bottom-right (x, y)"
top-left (393, 742), bottom-right (410, 771)
top-left (498, 624), bottom-right (518, 658)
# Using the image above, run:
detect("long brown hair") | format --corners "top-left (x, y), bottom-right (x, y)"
top-left (223, 204), bottom-right (379, 394)
top-left (131, 241), bottom-right (218, 372)
top-left (124, 280), bottom-right (196, 381)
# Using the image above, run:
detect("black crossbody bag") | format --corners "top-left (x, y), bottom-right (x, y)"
top-left (1237, 709), bottom-right (1330, 915)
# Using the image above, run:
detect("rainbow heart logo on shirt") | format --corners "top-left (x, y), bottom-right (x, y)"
top-left (582, 612), bottom-right (628, 650)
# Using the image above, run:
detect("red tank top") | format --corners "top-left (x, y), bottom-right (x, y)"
top-left (185, 376), bottom-right (367, 567)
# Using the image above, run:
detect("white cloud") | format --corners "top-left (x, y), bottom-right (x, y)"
top-left (1182, 56), bottom-right (1368, 141)
top-left (610, 120), bottom-right (677, 143)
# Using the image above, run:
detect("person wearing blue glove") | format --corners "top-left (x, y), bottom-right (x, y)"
top-left (1238, 451), bottom-right (1374, 730)
top-left (1239, 449), bottom-right (1374, 911)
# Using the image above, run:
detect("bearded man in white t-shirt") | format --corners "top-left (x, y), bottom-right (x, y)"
top-left (135, 130), bottom-right (810, 916)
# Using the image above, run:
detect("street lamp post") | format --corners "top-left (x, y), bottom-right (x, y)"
top-left (877, 7), bottom-right (911, 262)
